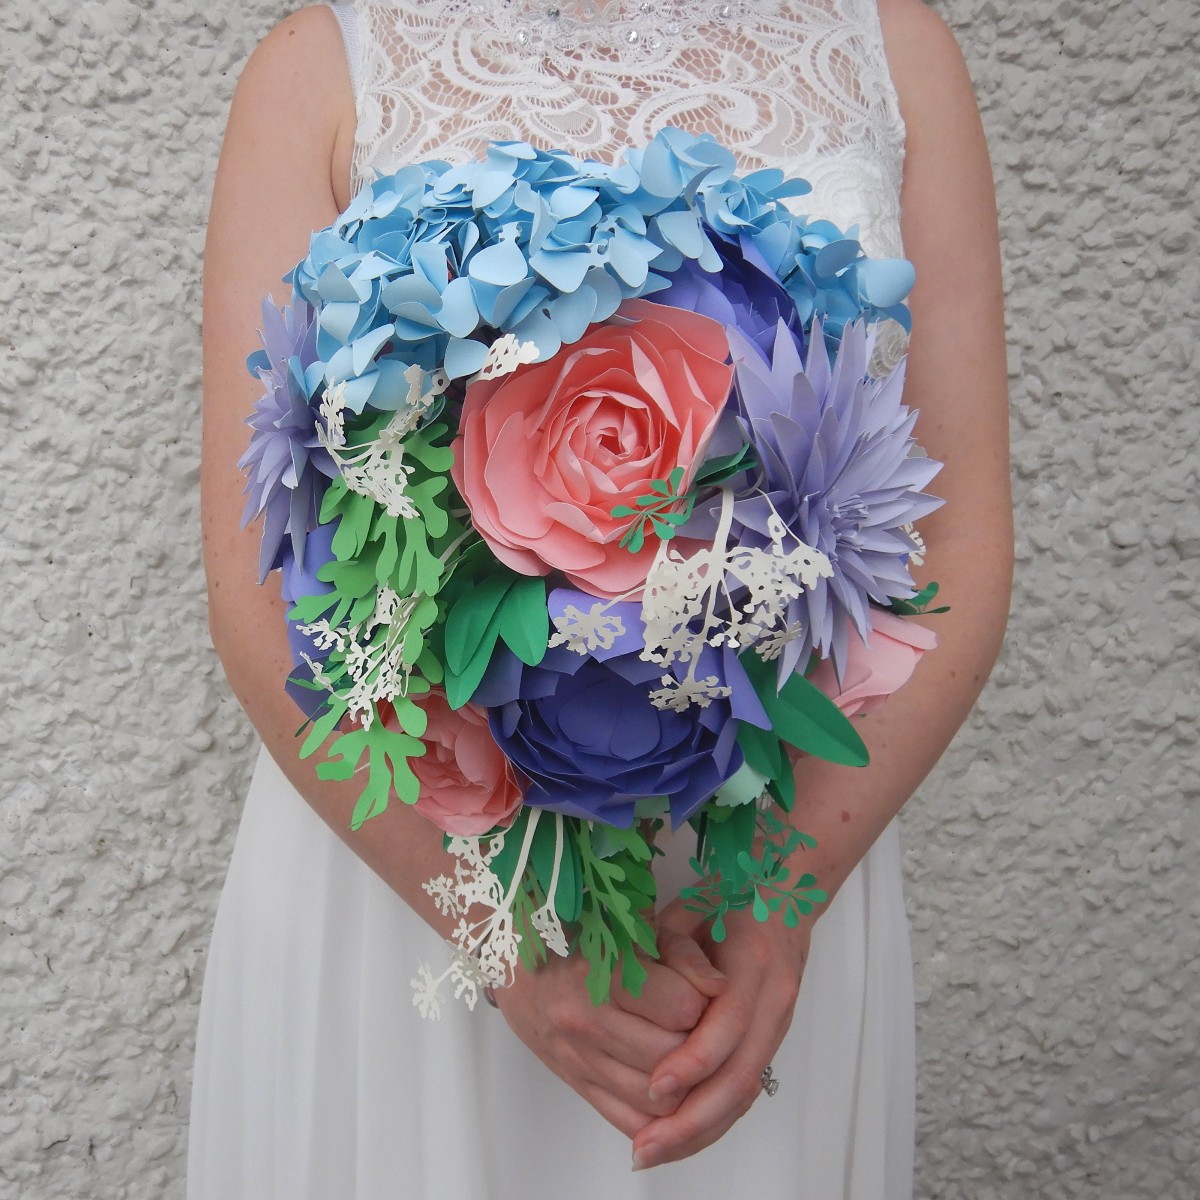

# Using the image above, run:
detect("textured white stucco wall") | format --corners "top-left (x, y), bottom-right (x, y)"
top-left (0, 1), bottom-right (1195, 1197)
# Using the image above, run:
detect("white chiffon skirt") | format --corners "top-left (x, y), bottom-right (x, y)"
top-left (188, 745), bottom-right (915, 1199)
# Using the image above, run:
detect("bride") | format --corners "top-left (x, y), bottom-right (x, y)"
top-left (193, 2), bottom-right (1011, 1196)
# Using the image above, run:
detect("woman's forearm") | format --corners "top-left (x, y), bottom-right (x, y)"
top-left (200, 9), bottom-right (462, 942)
top-left (785, 527), bottom-right (1012, 907)
top-left (209, 578), bottom-right (461, 938)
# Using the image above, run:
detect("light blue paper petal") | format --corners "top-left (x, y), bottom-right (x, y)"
top-left (581, 268), bottom-right (624, 321)
top-left (363, 358), bottom-right (421, 411)
top-left (334, 373), bottom-right (378, 414)
top-left (855, 259), bottom-right (917, 308)
top-left (530, 247), bottom-right (595, 293)
top-left (437, 277), bottom-right (481, 338)
top-left (314, 262), bottom-right (364, 304)
top-left (653, 209), bottom-right (708, 259)
top-left (547, 287), bottom-right (599, 344)
top-left (468, 237), bottom-right (529, 286)
top-left (549, 184), bottom-right (600, 219)
top-left (508, 308), bottom-right (562, 363)
top-left (350, 323), bottom-right (395, 376)
top-left (444, 337), bottom-right (490, 379)
top-left (319, 300), bottom-right (363, 345)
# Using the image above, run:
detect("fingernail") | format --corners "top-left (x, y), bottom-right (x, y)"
top-left (647, 1074), bottom-right (679, 1102)
top-left (632, 1143), bottom-right (661, 1172)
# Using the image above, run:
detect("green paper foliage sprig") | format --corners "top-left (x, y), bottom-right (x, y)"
top-left (286, 412), bottom-right (476, 829)
top-left (682, 805), bottom-right (827, 942)
top-left (888, 580), bottom-right (949, 617)
top-left (456, 806), bottom-right (660, 1005)
top-left (611, 445), bottom-right (758, 553)
top-left (671, 648), bottom-right (866, 940)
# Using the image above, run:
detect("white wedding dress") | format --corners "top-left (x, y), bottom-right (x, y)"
top-left (189, 2), bottom-right (916, 1196)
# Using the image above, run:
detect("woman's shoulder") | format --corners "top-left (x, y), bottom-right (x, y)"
top-left (232, 5), bottom-right (357, 209)
top-left (875, 0), bottom-right (960, 46)
top-left (875, 0), bottom-right (972, 86)
top-left (244, 5), bottom-right (346, 76)
top-left (875, 0), bottom-right (980, 139)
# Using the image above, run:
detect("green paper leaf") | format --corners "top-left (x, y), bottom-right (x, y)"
top-left (619, 951), bottom-right (649, 996)
top-left (742, 653), bottom-right (869, 767)
top-left (712, 760), bottom-right (769, 808)
top-left (736, 720), bottom-right (786, 781)
top-left (316, 717), bottom-right (427, 830)
top-left (443, 574), bottom-right (511, 676)
top-left (529, 814), bottom-right (583, 923)
top-left (441, 572), bottom-right (549, 706)
top-left (497, 576), bottom-right (550, 666)
top-left (574, 822), bottom-right (658, 1006)
top-left (299, 697), bottom-right (347, 761)
top-left (485, 808), bottom-right (531, 896)
top-left (888, 581), bottom-right (950, 617)
top-left (691, 442), bottom-right (756, 489)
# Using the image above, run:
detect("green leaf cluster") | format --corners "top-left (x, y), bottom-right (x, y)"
top-left (487, 809), bottom-right (583, 926)
top-left (314, 698), bottom-right (430, 830)
top-left (682, 806), bottom-right (827, 941)
top-left (435, 562), bottom-right (550, 709)
top-left (611, 466), bottom-right (696, 553)
top-left (474, 811), bottom-right (659, 1004)
top-left (290, 417), bottom-right (464, 635)
top-left (610, 445), bottom-right (757, 554)
top-left (574, 823), bottom-right (659, 1005)
top-left (673, 648), bottom-right (868, 943)
top-left (285, 414), bottom-right (474, 828)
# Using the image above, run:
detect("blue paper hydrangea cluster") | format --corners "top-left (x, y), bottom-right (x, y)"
top-left (287, 128), bottom-right (914, 411)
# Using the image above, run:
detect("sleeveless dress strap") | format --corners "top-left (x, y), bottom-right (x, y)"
top-left (326, 2), bottom-right (364, 102)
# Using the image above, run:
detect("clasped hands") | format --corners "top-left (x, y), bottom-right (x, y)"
top-left (494, 899), bottom-right (812, 1170)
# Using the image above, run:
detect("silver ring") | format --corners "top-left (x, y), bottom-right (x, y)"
top-left (760, 1064), bottom-right (780, 1097)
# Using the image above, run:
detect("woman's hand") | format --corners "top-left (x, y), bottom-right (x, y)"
top-left (628, 900), bottom-right (812, 1170)
top-left (493, 941), bottom-right (725, 1140)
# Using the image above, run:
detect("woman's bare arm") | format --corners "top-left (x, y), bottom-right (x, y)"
top-left (201, 5), bottom-right (710, 1139)
top-left (631, 0), bottom-right (1013, 1168)
top-left (201, 7), bottom-right (462, 932)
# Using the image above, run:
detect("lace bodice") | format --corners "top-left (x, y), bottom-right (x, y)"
top-left (328, 0), bottom-right (906, 264)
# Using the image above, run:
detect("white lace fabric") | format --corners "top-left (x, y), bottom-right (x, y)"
top-left (333, 0), bottom-right (906, 263)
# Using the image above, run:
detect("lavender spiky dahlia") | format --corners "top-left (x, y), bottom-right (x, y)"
top-left (239, 297), bottom-right (336, 581)
top-left (715, 318), bottom-right (943, 680)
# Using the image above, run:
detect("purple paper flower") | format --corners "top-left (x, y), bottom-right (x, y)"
top-left (698, 318), bottom-right (943, 680)
top-left (239, 297), bottom-right (337, 581)
top-left (651, 233), bottom-right (804, 360)
top-left (278, 520), bottom-right (336, 719)
top-left (472, 594), bottom-right (767, 829)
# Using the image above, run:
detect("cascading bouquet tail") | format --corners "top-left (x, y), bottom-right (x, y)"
top-left (239, 128), bottom-right (945, 1017)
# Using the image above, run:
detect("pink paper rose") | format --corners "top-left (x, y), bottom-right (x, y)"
top-left (403, 692), bottom-right (524, 836)
top-left (451, 299), bottom-right (733, 598)
top-left (808, 609), bottom-right (938, 718)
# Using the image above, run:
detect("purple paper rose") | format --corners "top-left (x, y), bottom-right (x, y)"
top-left (652, 232), bottom-right (804, 361)
top-left (279, 519), bottom-right (336, 719)
top-left (471, 592), bottom-right (768, 829)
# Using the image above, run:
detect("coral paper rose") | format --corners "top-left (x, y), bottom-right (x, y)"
top-left (808, 609), bottom-right (938, 718)
top-left (406, 692), bottom-right (523, 836)
top-left (451, 298), bottom-right (733, 598)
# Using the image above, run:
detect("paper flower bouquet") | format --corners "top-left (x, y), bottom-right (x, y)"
top-left (239, 129), bottom-right (944, 1016)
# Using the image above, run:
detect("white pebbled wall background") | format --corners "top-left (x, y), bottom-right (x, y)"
top-left (0, 0), bottom-right (1195, 1196)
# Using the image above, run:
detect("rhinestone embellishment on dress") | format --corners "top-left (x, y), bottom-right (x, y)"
top-left (484, 0), bottom-right (749, 61)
